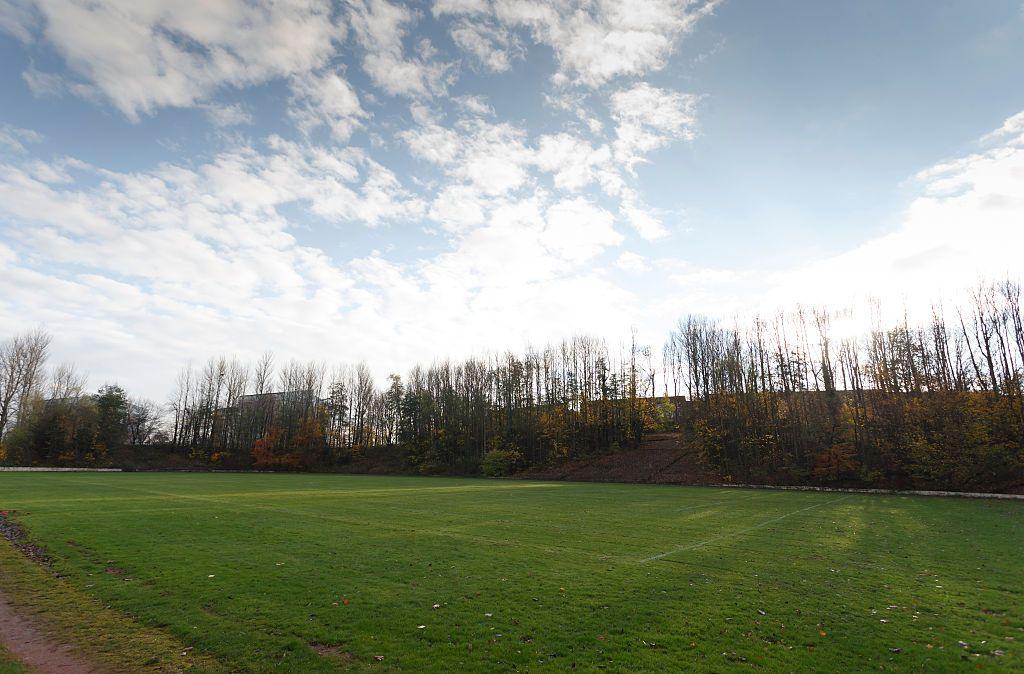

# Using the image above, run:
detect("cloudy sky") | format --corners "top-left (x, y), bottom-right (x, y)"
top-left (1, 0), bottom-right (1023, 399)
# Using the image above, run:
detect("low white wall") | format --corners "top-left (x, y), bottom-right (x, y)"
top-left (0, 467), bottom-right (122, 472)
top-left (708, 483), bottom-right (1024, 500)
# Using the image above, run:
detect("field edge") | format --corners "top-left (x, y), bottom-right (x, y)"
top-left (0, 525), bottom-right (226, 674)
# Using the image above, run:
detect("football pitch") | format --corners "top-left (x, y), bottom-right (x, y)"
top-left (0, 473), bottom-right (1021, 672)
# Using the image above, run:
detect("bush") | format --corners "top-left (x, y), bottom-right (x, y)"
top-left (481, 448), bottom-right (522, 477)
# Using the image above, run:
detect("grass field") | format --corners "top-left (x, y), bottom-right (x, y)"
top-left (0, 473), bottom-right (1021, 672)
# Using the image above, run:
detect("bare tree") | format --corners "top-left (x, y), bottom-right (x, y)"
top-left (126, 398), bottom-right (161, 445)
top-left (48, 362), bottom-right (88, 401)
top-left (0, 328), bottom-right (52, 440)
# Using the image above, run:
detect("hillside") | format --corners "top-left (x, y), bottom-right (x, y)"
top-left (516, 432), bottom-right (721, 484)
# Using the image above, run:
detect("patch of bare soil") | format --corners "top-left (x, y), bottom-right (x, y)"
top-left (0, 592), bottom-right (99, 674)
top-left (0, 511), bottom-right (52, 567)
top-left (517, 433), bottom-right (721, 485)
top-left (310, 642), bottom-right (353, 661)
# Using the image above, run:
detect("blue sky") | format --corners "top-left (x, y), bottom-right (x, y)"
top-left (1, 0), bottom-right (1023, 398)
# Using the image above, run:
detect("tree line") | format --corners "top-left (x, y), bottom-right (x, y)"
top-left (0, 328), bottom-right (161, 466)
top-left (1, 279), bottom-right (1021, 491)
top-left (664, 280), bottom-right (1023, 489)
top-left (160, 333), bottom-right (662, 473)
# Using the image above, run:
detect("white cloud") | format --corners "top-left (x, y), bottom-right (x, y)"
top-left (348, 0), bottom-right (452, 99)
top-left (6, 0), bottom-right (347, 118)
top-left (401, 104), bottom-right (692, 243)
top-left (453, 95), bottom-right (495, 116)
top-left (401, 124), bottom-right (463, 164)
top-left (436, 0), bottom-right (720, 86)
top-left (0, 124), bottom-right (44, 153)
top-left (534, 133), bottom-right (612, 191)
top-left (203, 103), bottom-right (254, 128)
top-left (288, 70), bottom-right (369, 140)
top-left (433, 0), bottom-right (489, 15)
top-left (420, 194), bottom-right (620, 296)
top-left (615, 251), bottom-right (648, 273)
top-left (767, 120), bottom-right (1024, 312)
top-left (0, 0), bottom-right (730, 399)
top-left (982, 110), bottom-right (1024, 144)
top-left (402, 118), bottom-right (533, 195)
top-left (542, 197), bottom-right (621, 262)
top-left (428, 184), bottom-right (490, 232)
top-left (631, 110), bottom-right (1024, 324)
top-left (0, 139), bottom-right (424, 285)
top-left (610, 82), bottom-right (700, 169)
top-left (21, 65), bottom-right (65, 97)
top-left (459, 149), bottom-right (531, 195)
top-left (0, 0), bottom-right (37, 43)
top-left (449, 18), bottom-right (523, 72)
top-left (0, 140), bottom-right (643, 397)
top-left (0, 142), bottom-right (421, 393)
top-left (619, 198), bottom-right (669, 240)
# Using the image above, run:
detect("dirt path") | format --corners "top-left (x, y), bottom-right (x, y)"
top-left (0, 591), bottom-right (98, 674)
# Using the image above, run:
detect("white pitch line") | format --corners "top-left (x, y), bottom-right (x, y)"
top-left (643, 494), bottom-right (853, 562)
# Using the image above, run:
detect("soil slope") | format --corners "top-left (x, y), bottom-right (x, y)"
top-left (516, 432), bottom-right (720, 484)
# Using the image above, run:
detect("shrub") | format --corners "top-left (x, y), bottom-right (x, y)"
top-left (481, 448), bottom-right (522, 477)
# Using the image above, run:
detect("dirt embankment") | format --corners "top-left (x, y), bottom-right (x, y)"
top-left (516, 433), bottom-right (721, 484)
top-left (341, 445), bottom-right (413, 475)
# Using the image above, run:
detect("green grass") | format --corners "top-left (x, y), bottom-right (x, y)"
top-left (0, 512), bottom-right (222, 673)
top-left (0, 473), bottom-right (1021, 672)
top-left (0, 646), bottom-right (28, 674)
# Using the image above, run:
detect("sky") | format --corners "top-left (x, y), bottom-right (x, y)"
top-left (0, 0), bottom-right (1023, 400)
